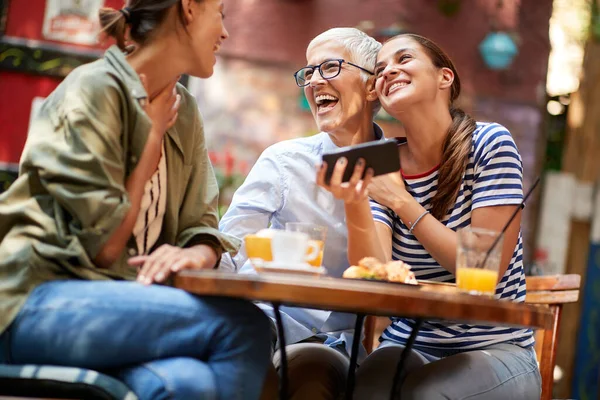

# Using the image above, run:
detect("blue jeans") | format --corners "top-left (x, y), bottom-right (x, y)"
top-left (0, 280), bottom-right (272, 400)
top-left (354, 341), bottom-right (541, 399)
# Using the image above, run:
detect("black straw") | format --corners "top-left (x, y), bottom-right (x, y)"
top-left (476, 176), bottom-right (541, 269)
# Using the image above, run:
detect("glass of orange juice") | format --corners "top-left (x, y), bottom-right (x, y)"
top-left (456, 227), bottom-right (503, 296)
top-left (285, 223), bottom-right (327, 267)
top-left (244, 229), bottom-right (277, 265)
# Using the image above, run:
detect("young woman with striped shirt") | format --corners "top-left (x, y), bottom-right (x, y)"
top-left (317, 34), bottom-right (541, 399)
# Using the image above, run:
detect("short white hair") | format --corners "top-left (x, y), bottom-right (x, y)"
top-left (307, 27), bottom-right (382, 114)
top-left (307, 27), bottom-right (382, 81)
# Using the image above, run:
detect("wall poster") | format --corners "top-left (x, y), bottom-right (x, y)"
top-left (42, 0), bottom-right (105, 45)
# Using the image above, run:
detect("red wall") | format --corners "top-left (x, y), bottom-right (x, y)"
top-left (221, 0), bottom-right (551, 105)
top-left (0, 72), bottom-right (59, 164)
top-left (4, 0), bottom-right (121, 42)
top-left (1, 0), bottom-right (552, 165)
top-left (0, 0), bottom-right (121, 165)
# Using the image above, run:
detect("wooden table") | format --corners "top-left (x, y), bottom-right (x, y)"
top-left (175, 271), bottom-right (553, 400)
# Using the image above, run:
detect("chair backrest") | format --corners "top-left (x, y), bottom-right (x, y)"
top-left (525, 274), bottom-right (580, 305)
top-left (524, 274), bottom-right (580, 400)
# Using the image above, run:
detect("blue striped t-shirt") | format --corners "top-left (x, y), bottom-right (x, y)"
top-left (371, 122), bottom-right (534, 351)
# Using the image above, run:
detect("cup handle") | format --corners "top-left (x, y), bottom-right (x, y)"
top-left (305, 241), bottom-right (320, 262)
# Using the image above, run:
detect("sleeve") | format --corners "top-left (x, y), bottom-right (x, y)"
top-left (23, 76), bottom-right (130, 259)
top-left (218, 146), bottom-right (286, 272)
top-left (174, 109), bottom-right (241, 256)
top-left (471, 123), bottom-right (524, 210)
top-left (369, 198), bottom-right (395, 230)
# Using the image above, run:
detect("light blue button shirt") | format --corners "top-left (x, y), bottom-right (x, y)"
top-left (219, 125), bottom-right (384, 360)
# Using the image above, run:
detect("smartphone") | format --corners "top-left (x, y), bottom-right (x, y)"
top-left (322, 139), bottom-right (400, 185)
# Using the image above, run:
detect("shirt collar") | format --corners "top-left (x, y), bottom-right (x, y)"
top-left (321, 122), bottom-right (385, 154)
top-left (104, 45), bottom-right (148, 101)
top-left (103, 46), bottom-right (187, 156)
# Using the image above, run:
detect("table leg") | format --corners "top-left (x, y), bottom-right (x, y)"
top-left (389, 318), bottom-right (423, 400)
top-left (272, 303), bottom-right (288, 400)
top-left (345, 313), bottom-right (365, 400)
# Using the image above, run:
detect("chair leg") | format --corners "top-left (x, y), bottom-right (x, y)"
top-left (534, 329), bottom-right (544, 364)
top-left (363, 315), bottom-right (376, 354)
top-left (540, 305), bottom-right (562, 400)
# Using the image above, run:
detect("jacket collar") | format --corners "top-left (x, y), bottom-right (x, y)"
top-left (104, 46), bottom-right (147, 101)
top-left (104, 46), bottom-right (185, 156)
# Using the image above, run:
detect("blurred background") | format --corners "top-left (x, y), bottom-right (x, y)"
top-left (0, 0), bottom-right (599, 398)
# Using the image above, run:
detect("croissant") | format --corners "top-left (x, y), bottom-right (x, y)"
top-left (358, 257), bottom-right (387, 279)
top-left (344, 257), bottom-right (417, 285)
top-left (342, 266), bottom-right (374, 279)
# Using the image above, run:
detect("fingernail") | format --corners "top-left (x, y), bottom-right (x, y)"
top-left (338, 157), bottom-right (347, 165)
top-left (137, 275), bottom-right (145, 283)
top-left (357, 158), bottom-right (365, 167)
top-left (156, 272), bottom-right (165, 281)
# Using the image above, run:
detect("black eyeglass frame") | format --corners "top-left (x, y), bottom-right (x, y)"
top-left (293, 59), bottom-right (374, 87)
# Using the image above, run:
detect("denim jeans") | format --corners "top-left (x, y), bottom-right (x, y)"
top-left (354, 341), bottom-right (541, 399)
top-left (0, 280), bottom-right (272, 400)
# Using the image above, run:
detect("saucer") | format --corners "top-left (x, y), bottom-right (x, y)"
top-left (255, 261), bottom-right (327, 276)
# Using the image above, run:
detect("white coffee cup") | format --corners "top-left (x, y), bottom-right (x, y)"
top-left (271, 231), bottom-right (319, 265)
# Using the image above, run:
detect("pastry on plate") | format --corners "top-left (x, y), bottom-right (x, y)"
top-left (358, 257), bottom-right (387, 280)
top-left (342, 265), bottom-right (374, 279)
top-left (385, 261), bottom-right (417, 284)
top-left (343, 257), bottom-right (417, 285)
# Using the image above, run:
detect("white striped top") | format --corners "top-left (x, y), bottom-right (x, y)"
top-left (371, 122), bottom-right (534, 351)
top-left (133, 143), bottom-right (167, 255)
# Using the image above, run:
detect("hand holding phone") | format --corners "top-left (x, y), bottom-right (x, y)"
top-left (321, 140), bottom-right (400, 185)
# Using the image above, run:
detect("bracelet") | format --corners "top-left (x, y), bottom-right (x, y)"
top-left (408, 210), bottom-right (430, 234)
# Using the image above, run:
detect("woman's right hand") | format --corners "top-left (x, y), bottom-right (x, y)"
top-left (140, 74), bottom-right (181, 138)
top-left (316, 157), bottom-right (374, 204)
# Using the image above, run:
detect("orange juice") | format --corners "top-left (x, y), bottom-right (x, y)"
top-left (456, 267), bottom-right (498, 295)
top-left (307, 240), bottom-right (324, 267)
top-left (244, 235), bottom-right (273, 262)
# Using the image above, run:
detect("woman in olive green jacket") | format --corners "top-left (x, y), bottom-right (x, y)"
top-left (0, 1), bottom-right (271, 399)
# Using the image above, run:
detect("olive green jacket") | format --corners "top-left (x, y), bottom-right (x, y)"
top-left (0, 46), bottom-right (240, 334)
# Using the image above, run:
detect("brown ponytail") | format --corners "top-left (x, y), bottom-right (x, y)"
top-left (431, 107), bottom-right (476, 220)
top-left (99, 7), bottom-right (128, 50)
top-left (99, 1), bottom-right (196, 52)
top-left (391, 33), bottom-right (477, 220)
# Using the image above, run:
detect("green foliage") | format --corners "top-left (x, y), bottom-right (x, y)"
top-left (437, 0), bottom-right (462, 17)
top-left (592, 0), bottom-right (600, 41)
top-left (0, 170), bottom-right (18, 193)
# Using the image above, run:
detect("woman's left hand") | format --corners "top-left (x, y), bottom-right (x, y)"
top-left (129, 244), bottom-right (217, 285)
top-left (368, 171), bottom-right (409, 211)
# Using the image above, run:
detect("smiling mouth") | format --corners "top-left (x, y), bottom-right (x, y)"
top-left (213, 43), bottom-right (221, 53)
top-left (315, 94), bottom-right (339, 114)
top-left (387, 81), bottom-right (410, 95)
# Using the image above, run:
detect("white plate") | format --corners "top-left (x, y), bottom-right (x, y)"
top-left (254, 260), bottom-right (327, 276)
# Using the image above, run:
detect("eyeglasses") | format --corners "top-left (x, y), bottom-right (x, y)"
top-left (293, 59), bottom-right (374, 87)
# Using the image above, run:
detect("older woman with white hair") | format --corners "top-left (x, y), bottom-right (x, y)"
top-left (220, 27), bottom-right (382, 399)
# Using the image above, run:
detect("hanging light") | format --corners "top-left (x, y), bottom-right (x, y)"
top-left (478, 0), bottom-right (518, 70)
top-left (478, 31), bottom-right (518, 70)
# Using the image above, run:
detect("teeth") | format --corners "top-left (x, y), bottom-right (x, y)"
top-left (389, 82), bottom-right (409, 93)
top-left (214, 43), bottom-right (221, 52)
top-left (315, 94), bottom-right (338, 106)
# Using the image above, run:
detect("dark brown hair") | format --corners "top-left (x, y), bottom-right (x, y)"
top-left (99, 0), bottom-right (202, 51)
top-left (392, 33), bottom-right (476, 221)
